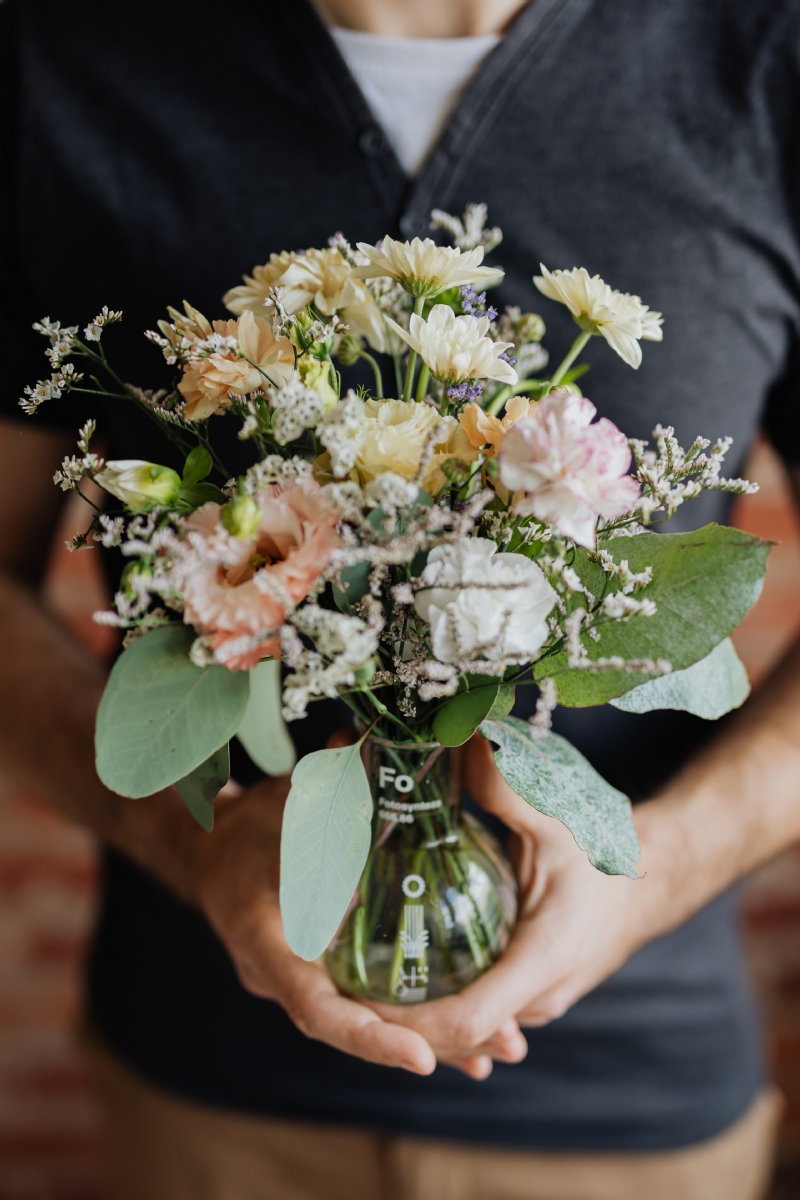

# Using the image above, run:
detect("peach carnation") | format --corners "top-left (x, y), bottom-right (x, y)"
top-left (177, 309), bottom-right (295, 421)
top-left (181, 482), bottom-right (340, 670)
top-left (459, 394), bottom-right (538, 457)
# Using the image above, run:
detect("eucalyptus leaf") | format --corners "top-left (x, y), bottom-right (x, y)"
top-left (433, 682), bottom-right (501, 746)
top-left (96, 625), bottom-right (250, 798)
top-left (176, 742), bottom-right (230, 832)
top-left (610, 637), bottom-right (750, 719)
top-left (480, 715), bottom-right (640, 877)
top-left (237, 659), bottom-right (296, 775)
top-left (535, 524), bottom-right (769, 707)
top-left (280, 742), bottom-right (373, 960)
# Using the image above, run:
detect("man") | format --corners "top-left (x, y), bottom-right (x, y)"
top-left (1, 0), bottom-right (799, 1195)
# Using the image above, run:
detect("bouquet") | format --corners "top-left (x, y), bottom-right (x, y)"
top-left (22, 205), bottom-right (769, 1003)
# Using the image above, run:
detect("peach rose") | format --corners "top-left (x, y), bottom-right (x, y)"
top-left (182, 482), bottom-right (340, 670)
top-left (178, 309), bottom-right (295, 421)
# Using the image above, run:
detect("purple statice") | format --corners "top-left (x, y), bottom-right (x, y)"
top-left (446, 381), bottom-right (483, 403)
top-left (499, 351), bottom-right (517, 366)
top-left (460, 285), bottom-right (498, 322)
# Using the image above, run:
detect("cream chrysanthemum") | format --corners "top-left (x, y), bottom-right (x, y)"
top-left (354, 237), bottom-right (503, 298)
top-left (223, 247), bottom-right (386, 353)
top-left (387, 304), bottom-right (517, 386)
top-left (534, 265), bottom-right (663, 369)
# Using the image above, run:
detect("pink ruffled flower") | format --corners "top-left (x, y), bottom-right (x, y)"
top-left (182, 482), bottom-right (340, 670)
top-left (498, 388), bottom-right (640, 547)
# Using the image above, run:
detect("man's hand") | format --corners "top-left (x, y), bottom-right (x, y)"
top-left (364, 732), bottom-right (648, 1054)
top-left (189, 762), bottom-right (527, 1080)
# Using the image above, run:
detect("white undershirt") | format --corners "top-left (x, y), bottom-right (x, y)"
top-left (330, 28), bottom-right (500, 176)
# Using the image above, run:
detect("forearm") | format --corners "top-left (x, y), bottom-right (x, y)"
top-left (0, 571), bottom-right (205, 904)
top-left (634, 632), bottom-right (800, 938)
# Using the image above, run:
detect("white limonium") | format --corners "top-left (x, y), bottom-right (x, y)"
top-left (354, 237), bottom-right (503, 298)
top-left (534, 265), bottom-right (663, 369)
top-left (94, 460), bottom-right (182, 510)
top-left (387, 304), bottom-right (518, 387)
top-left (415, 539), bottom-right (556, 665)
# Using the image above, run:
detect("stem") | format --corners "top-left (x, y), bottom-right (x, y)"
top-left (401, 298), bottom-right (425, 402)
top-left (549, 330), bottom-right (592, 389)
top-left (415, 363), bottom-right (430, 403)
top-left (357, 351), bottom-right (384, 398)
top-left (486, 376), bottom-right (547, 417)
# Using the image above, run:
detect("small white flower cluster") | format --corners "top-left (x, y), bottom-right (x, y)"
top-left (84, 306), bottom-right (122, 342)
top-left (235, 454), bottom-right (313, 497)
top-left (281, 607), bottom-right (379, 720)
top-left (631, 425), bottom-right (758, 523)
top-left (32, 318), bottom-right (79, 367)
top-left (269, 376), bottom-right (329, 445)
top-left (53, 421), bottom-right (104, 491)
top-left (318, 391), bottom-right (366, 476)
top-left (20, 363), bottom-right (83, 414)
top-left (430, 203), bottom-right (503, 254)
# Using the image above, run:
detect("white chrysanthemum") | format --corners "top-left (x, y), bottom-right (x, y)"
top-left (415, 538), bottom-right (556, 664)
top-left (224, 247), bottom-right (387, 353)
top-left (534, 265), bottom-right (663, 369)
top-left (354, 237), bottom-right (503, 298)
top-left (387, 304), bottom-right (518, 386)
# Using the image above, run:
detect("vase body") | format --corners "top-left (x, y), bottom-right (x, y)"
top-left (325, 738), bottom-right (517, 1004)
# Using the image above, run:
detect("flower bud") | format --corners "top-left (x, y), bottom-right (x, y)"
top-left (94, 460), bottom-right (181, 510)
top-left (440, 457), bottom-right (472, 485)
top-left (220, 492), bottom-right (262, 540)
top-left (121, 560), bottom-right (153, 597)
top-left (298, 356), bottom-right (338, 409)
top-left (513, 312), bottom-right (546, 343)
top-left (336, 335), bottom-right (362, 366)
top-left (353, 658), bottom-right (376, 687)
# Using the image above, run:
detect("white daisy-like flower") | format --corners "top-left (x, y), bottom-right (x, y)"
top-left (386, 304), bottom-right (518, 386)
top-left (353, 237), bottom-right (503, 298)
top-left (534, 265), bottom-right (663, 369)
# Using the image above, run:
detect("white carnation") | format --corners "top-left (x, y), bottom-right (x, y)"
top-left (414, 538), bottom-right (556, 664)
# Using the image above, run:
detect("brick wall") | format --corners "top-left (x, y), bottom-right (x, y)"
top-left (1, 444), bottom-right (799, 1197)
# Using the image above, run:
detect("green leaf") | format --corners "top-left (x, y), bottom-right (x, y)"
top-left (609, 637), bottom-right (750, 719)
top-left (433, 683), bottom-right (501, 746)
top-left (480, 715), bottom-right (640, 877)
top-left (179, 481), bottom-right (227, 507)
top-left (176, 743), bottom-right (230, 832)
top-left (96, 625), bottom-right (250, 798)
top-left (236, 658), bottom-right (296, 775)
top-left (181, 445), bottom-right (212, 485)
top-left (535, 524), bottom-right (769, 707)
top-left (280, 742), bottom-right (373, 960)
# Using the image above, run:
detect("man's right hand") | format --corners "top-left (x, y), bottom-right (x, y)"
top-left (189, 767), bottom-right (527, 1080)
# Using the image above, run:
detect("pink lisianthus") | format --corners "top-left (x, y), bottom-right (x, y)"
top-left (497, 388), bottom-right (640, 547)
top-left (181, 482), bottom-right (340, 670)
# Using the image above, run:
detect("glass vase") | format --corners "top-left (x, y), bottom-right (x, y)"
top-left (325, 737), bottom-right (518, 1004)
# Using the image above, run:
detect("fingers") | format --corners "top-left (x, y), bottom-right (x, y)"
top-left (439, 1055), bottom-right (494, 1080)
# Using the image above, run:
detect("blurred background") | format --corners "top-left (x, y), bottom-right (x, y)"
top-left (0, 437), bottom-right (799, 1200)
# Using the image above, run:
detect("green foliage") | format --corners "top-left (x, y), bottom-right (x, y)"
top-left (237, 659), bottom-right (296, 775)
top-left (610, 636), bottom-right (750, 719)
top-left (95, 625), bottom-right (250, 798)
top-left (433, 682), bottom-right (501, 746)
top-left (480, 716), bottom-right (640, 877)
top-left (176, 743), bottom-right (230, 832)
top-left (181, 446), bottom-right (212, 485)
top-left (280, 741), bottom-right (373, 961)
top-left (535, 524), bottom-right (770, 707)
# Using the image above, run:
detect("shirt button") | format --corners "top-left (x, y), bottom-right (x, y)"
top-left (358, 126), bottom-right (386, 156)
top-left (399, 211), bottom-right (427, 238)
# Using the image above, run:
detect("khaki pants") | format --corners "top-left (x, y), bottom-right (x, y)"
top-left (84, 1035), bottom-right (781, 1200)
